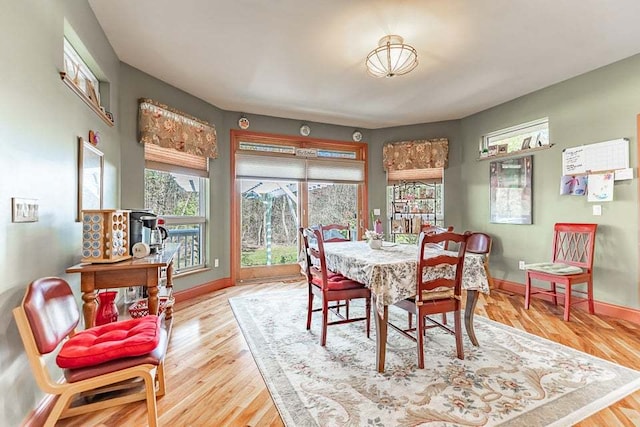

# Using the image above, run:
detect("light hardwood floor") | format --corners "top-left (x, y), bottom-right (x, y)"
top-left (58, 281), bottom-right (640, 426)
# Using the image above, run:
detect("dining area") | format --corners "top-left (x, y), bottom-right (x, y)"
top-left (299, 224), bottom-right (492, 373)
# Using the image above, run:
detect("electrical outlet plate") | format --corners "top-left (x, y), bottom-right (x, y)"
top-left (214, 258), bottom-right (219, 268)
top-left (518, 260), bottom-right (526, 270)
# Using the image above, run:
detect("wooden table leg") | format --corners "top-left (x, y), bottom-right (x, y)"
top-left (147, 267), bottom-right (159, 316)
top-left (164, 261), bottom-right (174, 320)
top-left (373, 295), bottom-right (388, 373)
top-left (465, 290), bottom-right (480, 347)
top-left (82, 289), bottom-right (97, 329)
top-left (80, 273), bottom-right (97, 329)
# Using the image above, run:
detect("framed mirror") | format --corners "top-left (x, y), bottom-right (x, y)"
top-left (77, 136), bottom-right (104, 221)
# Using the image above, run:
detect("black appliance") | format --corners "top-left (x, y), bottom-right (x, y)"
top-left (128, 210), bottom-right (156, 253)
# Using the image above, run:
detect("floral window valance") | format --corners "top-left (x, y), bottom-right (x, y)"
top-left (138, 98), bottom-right (218, 159)
top-left (383, 138), bottom-right (448, 171)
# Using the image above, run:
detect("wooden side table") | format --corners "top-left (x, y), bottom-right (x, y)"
top-left (67, 243), bottom-right (179, 328)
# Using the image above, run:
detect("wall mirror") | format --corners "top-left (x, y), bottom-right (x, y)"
top-left (77, 136), bottom-right (104, 221)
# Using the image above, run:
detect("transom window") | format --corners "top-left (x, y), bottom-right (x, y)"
top-left (480, 118), bottom-right (549, 155)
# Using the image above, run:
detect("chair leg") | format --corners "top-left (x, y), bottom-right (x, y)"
top-left (408, 313), bottom-right (413, 330)
top-left (306, 285), bottom-right (313, 330)
top-left (563, 284), bottom-right (571, 322)
top-left (416, 311), bottom-right (425, 369)
top-left (142, 370), bottom-right (159, 427)
top-left (45, 391), bottom-right (73, 427)
top-left (321, 296), bottom-right (329, 346)
top-left (551, 282), bottom-right (558, 305)
top-left (156, 362), bottom-right (166, 397)
top-left (587, 278), bottom-right (595, 314)
top-left (454, 309), bottom-right (464, 360)
top-left (442, 313), bottom-right (447, 325)
top-left (524, 273), bottom-right (532, 309)
top-left (346, 300), bottom-right (350, 319)
top-left (484, 261), bottom-right (495, 289)
top-left (365, 296), bottom-right (371, 338)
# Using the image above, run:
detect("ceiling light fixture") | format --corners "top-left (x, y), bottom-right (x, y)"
top-left (365, 35), bottom-right (418, 78)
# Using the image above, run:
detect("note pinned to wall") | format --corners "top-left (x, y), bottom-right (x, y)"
top-left (560, 175), bottom-right (588, 196)
top-left (562, 138), bottom-right (629, 176)
top-left (587, 173), bottom-right (614, 202)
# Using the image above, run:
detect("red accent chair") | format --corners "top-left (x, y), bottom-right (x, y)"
top-left (300, 227), bottom-right (371, 346)
top-left (524, 223), bottom-right (598, 321)
top-left (466, 232), bottom-right (494, 289)
top-left (12, 277), bottom-right (167, 426)
top-left (391, 230), bottom-right (470, 368)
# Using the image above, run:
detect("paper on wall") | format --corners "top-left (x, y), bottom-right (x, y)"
top-left (614, 168), bottom-right (633, 181)
top-left (587, 173), bottom-right (614, 202)
top-left (560, 175), bottom-right (587, 196)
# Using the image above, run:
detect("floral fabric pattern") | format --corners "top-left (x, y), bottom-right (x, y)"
top-left (138, 98), bottom-right (218, 159)
top-left (230, 290), bottom-right (640, 427)
top-left (323, 241), bottom-right (490, 314)
top-left (383, 138), bottom-right (449, 171)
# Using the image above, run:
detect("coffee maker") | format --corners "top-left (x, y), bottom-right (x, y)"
top-left (129, 210), bottom-right (168, 254)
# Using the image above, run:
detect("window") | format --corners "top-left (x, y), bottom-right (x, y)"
top-left (144, 166), bottom-right (208, 273)
top-left (480, 118), bottom-right (549, 155)
top-left (63, 38), bottom-right (101, 105)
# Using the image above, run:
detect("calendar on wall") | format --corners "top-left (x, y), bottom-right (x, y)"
top-left (562, 138), bottom-right (629, 176)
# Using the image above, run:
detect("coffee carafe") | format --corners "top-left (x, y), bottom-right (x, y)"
top-left (150, 225), bottom-right (168, 252)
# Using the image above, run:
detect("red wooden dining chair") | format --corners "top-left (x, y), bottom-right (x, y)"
top-left (319, 223), bottom-right (352, 242)
top-left (524, 223), bottom-right (597, 321)
top-left (299, 227), bottom-right (371, 346)
top-left (391, 230), bottom-right (470, 368)
top-left (420, 225), bottom-right (454, 249)
top-left (466, 232), bottom-right (494, 289)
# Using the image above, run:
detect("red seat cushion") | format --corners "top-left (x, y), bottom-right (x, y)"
top-left (311, 276), bottom-right (366, 290)
top-left (56, 315), bottom-right (162, 369)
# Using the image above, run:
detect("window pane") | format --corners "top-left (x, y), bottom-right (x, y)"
top-left (163, 223), bottom-right (203, 271)
top-left (144, 170), bottom-right (201, 216)
top-left (308, 183), bottom-right (358, 235)
top-left (240, 179), bottom-right (299, 267)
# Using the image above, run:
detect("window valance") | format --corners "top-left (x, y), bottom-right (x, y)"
top-left (138, 98), bottom-right (218, 159)
top-left (383, 138), bottom-right (448, 171)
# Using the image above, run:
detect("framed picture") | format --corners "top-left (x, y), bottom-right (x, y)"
top-left (490, 156), bottom-right (532, 224)
top-left (77, 136), bottom-right (104, 221)
top-left (521, 136), bottom-right (532, 150)
top-left (497, 144), bottom-right (509, 154)
top-left (12, 198), bottom-right (39, 223)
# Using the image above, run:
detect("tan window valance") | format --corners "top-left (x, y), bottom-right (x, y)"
top-left (138, 98), bottom-right (218, 159)
top-left (383, 138), bottom-right (449, 171)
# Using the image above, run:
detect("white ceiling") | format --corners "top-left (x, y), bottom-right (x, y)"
top-left (89, 0), bottom-right (640, 129)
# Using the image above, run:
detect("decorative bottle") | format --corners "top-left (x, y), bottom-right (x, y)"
top-left (95, 291), bottom-right (119, 326)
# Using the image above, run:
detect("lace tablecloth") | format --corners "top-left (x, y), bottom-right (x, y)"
top-left (323, 241), bottom-right (490, 314)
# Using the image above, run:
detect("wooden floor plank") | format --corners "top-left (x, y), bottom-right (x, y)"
top-left (56, 281), bottom-right (640, 426)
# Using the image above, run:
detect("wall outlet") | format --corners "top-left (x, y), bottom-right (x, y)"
top-left (373, 208), bottom-right (381, 215)
top-left (214, 258), bottom-right (219, 268)
top-left (518, 260), bottom-right (526, 270)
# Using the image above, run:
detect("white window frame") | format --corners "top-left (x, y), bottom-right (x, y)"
top-left (63, 38), bottom-right (100, 103)
top-left (480, 117), bottom-right (549, 154)
top-left (144, 169), bottom-right (208, 274)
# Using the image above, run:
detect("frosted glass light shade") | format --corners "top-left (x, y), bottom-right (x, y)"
top-left (366, 35), bottom-right (418, 78)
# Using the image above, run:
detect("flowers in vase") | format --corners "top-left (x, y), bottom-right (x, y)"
top-left (364, 229), bottom-right (383, 241)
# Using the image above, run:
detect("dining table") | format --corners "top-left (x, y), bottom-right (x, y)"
top-left (322, 240), bottom-right (490, 373)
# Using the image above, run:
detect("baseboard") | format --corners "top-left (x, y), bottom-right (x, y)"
top-left (173, 277), bottom-right (233, 303)
top-left (22, 391), bottom-right (57, 427)
top-left (494, 279), bottom-right (640, 325)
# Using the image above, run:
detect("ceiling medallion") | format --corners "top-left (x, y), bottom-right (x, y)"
top-left (300, 124), bottom-right (311, 136)
top-left (365, 35), bottom-right (418, 78)
top-left (238, 115), bottom-right (250, 129)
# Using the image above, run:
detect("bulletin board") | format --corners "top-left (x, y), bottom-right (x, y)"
top-left (561, 138), bottom-right (629, 176)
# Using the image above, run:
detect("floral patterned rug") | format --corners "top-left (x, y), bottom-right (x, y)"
top-left (229, 290), bottom-right (640, 426)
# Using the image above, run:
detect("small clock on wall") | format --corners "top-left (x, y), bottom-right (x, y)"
top-left (238, 116), bottom-right (250, 129)
top-left (300, 124), bottom-right (311, 136)
top-left (352, 130), bottom-right (363, 142)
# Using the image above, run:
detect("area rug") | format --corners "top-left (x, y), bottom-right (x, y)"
top-left (229, 290), bottom-right (640, 426)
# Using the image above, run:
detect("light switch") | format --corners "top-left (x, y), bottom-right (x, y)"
top-left (373, 208), bottom-right (381, 215)
top-left (592, 205), bottom-right (602, 216)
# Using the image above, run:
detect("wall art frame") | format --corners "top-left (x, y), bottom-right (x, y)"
top-left (490, 155), bottom-right (532, 224)
top-left (77, 136), bottom-right (104, 222)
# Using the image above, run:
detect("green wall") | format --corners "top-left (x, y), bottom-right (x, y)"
top-left (0, 0), bottom-right (121, 424)
top-left (2, 1), bottom-right (639, 424)
top-left (459, 54), bottom-right (640, 308)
